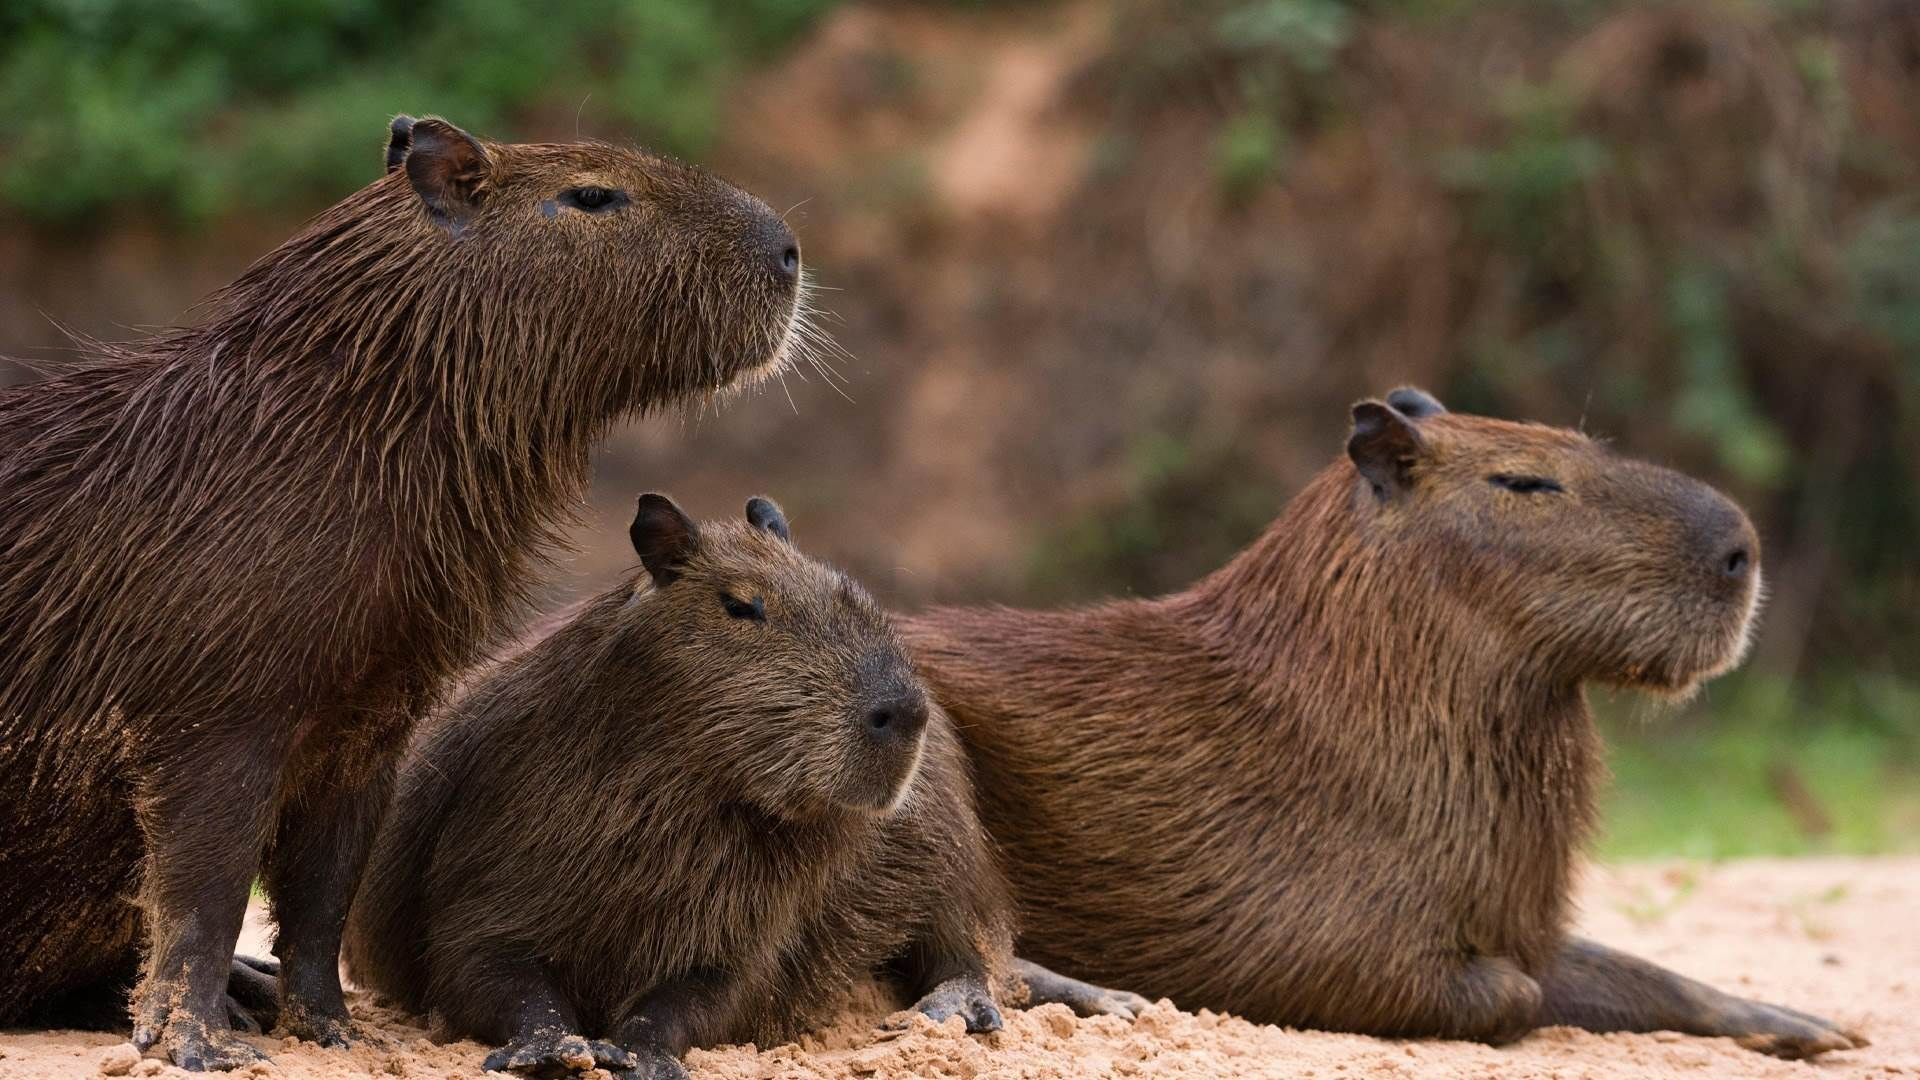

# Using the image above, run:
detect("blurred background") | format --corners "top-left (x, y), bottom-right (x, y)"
top-left (1, 0), bottom-right (1914, 859)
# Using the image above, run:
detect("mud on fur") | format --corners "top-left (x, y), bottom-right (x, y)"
top-left (345, 494), bottom-right (1151, 1078)
top-left (903, 388), bottom-right (1865, 1061)
top-left (0, 115), bottom-right (809, 1070)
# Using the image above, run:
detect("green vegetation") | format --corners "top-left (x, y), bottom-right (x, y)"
top-left (0, 0), bottom-right (836, 223)
top-left (1598, 672), bottom-right (1920, 859)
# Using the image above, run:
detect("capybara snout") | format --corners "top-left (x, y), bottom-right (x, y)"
top-left (1352, 388), bottom-right (1762, 695)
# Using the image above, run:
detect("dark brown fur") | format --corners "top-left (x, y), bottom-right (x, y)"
top-left (0, 116), bottom-right (807, 1070)
top-left (345, 496), bottom-right (1145, 1078)
top-left (903, 389), bottom-right (1865, 1060)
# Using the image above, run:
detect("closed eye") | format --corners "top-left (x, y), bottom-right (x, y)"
top-left (720, 593), bottom-right (765, 621)
top-left (558, 186), bottom-right (628, 213)
top-left (1489, 474), bottom-right (1564, 495)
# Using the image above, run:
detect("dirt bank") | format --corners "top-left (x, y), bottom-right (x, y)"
top-left (0, 857), bottom-right (1910, 1079)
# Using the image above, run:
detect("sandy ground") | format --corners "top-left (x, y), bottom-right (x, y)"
top-left (2, 857), bottom-right (1913, 1079)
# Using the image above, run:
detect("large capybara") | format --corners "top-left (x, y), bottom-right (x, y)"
top-left (0, 116), bottom-right (805, 1069)
top-left (902, 389), bottom-right (1866, 1060)
top-left (344, 495), bottom-right (1146, 1078)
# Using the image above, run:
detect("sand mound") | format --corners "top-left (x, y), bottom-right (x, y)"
top-left (3, 858), bottom-right (1912, 1079)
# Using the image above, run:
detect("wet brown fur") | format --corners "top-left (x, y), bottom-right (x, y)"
top-left (345, 499), bottom-right (1020, 1074)
top-left (904, 391), bottom-right (1864, 1059)
top-left (0, 117), bottom-right (804, 1068)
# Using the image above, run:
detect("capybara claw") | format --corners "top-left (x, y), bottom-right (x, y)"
top-left (1085, 988), bottom-right (1154, 1020)
top-left (483, 1032), bottom-right (633, 1076)
top-left (610, 1047), bottom-right (691, 1080)
top-left (167, 1026), bottom-right (269, 1072)
top-left (278, 1000), bottom-right (355, 1048)
top-left (1012, 959), bottom-right (1151, 1021)
top-left (909, 976), bottom-right (1004, 1034)
top-left (1729, 999), bottom-right (1866, 1059)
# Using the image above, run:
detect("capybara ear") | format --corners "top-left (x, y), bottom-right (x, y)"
top-left (385, 115), bottom-right (415, 174)
top-left (745, 496), bottom-right (791, 542)
top-left (1385, 386), bottom-right (1446, 418)
top-left (631, 494), bottom-right (701, 588)
top-left (1348, 400), bottom-right (1428, 499)
top-left (404, 117), bottom-right (492, 228)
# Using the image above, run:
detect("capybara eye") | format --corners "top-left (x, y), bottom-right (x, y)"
top-left (1489, 473), bottom-right (1564, 495)
top-left (720, 594), bottom-right (766, 621)
top-left (560, 186), bottom-right (625, 213)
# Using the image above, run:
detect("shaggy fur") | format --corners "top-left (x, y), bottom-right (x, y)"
top-left (902, 389), bottom-right (1865, 1060)
top-left (346, 497), bottom-right (1145, 1078)
top-left (0, 116), bottom-right (806, 1070)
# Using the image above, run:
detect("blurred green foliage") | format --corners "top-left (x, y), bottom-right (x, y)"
top-left (0, 0), bottom-right (835, 223)
top-left (1598, 671), bottom-right (1920, 858)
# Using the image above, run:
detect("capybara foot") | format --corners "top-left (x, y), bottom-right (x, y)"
top-left (1725, 998), bottom-right (1867, 1059)
top-left (906, 974), bottom-right (1005, 1034)
top-left (232, 954), bottom-right (279, 977)
top-left (135, 1016), bottom-right (268, 1072)
top-left (1014, 958), bottom-right (1152, 1020)
top-left (278, 1002), bottom-right (354, 1048)
top-left (224, 957), bottom-right (280, 1034)
top-left (133, 982), bottom-right (267, 1070)
top-left (481, 1031), bottom-right (635, 1077)
top-left (610, 1046), bottom-right (691, 1080)
top-left (275, 962), bottom-right (354, 1047)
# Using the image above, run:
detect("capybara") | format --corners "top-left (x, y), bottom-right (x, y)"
top-left (902, 388), bottom-right (1865, 1060)
top-left (0, 116), bottom-right (806, 1069)
top-left (345, 495), bottom-right (1147, 1078)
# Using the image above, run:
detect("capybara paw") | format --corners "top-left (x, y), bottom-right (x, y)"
top-left (482, 1032), bottom-right (634, 1076)
top-left (224, 996), bottom-right (262, 1036)
top-left (1073, 985), bottom-right (1154, 1020)
top-left (610, 1047), bottom-right (691, 1080)
top-left (231, 953), bottom-right (280, 978)
top-left (1019, 969), bottom-right (1152, 1020)
top-left (1729, 1000), bottom-right (1867, 1059)
top-left (277, 997), bottom-right (355, 1048)
top-left (909, 979), bottom-right (1005, 1035)
top-left (224, 958), bottom-right (280, 1033)
top-left (162, 1021), bottom-right (270, 1072)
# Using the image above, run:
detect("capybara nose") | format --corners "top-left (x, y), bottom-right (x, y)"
top-left (863, 693), bottom-right (928, 746)
top-left (749, 211), bottom-right (800, 284)
top-left (1720, 544), bottom-right (1752, 581)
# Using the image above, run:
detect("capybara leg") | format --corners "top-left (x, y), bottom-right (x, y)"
top-left (435, 950), bottom-right (631, 1076)
top-left (1417, 952), bottom-right (1541, 1044)
top-left (1013, 957), bottom-right (1152, 1020)
top-left (224, 956), bottom-right (280, 1034)
top-left (261, 753), bottom-right (399, 1047)
top-left (129, 740), bottom-right (279, 1071)
top-left (611, 969), bottom-right (737, 1080)
top-left (1536, 937), bottom-right (1865, 1059)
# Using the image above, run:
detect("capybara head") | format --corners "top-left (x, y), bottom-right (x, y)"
top-left (626, 494), bottom-right (930, 815)
top-left (1344, 387), bottom-right (1761, 696)
top-left (237, 116), bottom-right (807, 417)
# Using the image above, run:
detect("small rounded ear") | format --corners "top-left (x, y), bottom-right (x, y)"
top-left (1348, 401), bottom-right (1428, 499)
top-left (385, 115), bottom-right (415, 174)
top-left (404, 117), bottom-right (491, 229)
top-left (630, 494), bottom-right (701, 588)
top-left (745, 496), bottom-right (790, 542)
top-left (1385, 386), bottom-right (1446, 418)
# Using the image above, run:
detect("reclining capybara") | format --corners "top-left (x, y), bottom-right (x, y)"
top-left (344, 494), bottom-right (1147, 1078)
top-left (902, 388), bottom-right (1865, 1060)
top-left (0, 115), bottom-right (805, 1069)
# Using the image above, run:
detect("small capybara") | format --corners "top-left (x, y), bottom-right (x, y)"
top-left (902, 389), bottom-right (1866, 1060)
top-left (0, 116), bottom-right (805, 1069)
top-left (345, 495), bottom-right (1147, 1079)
